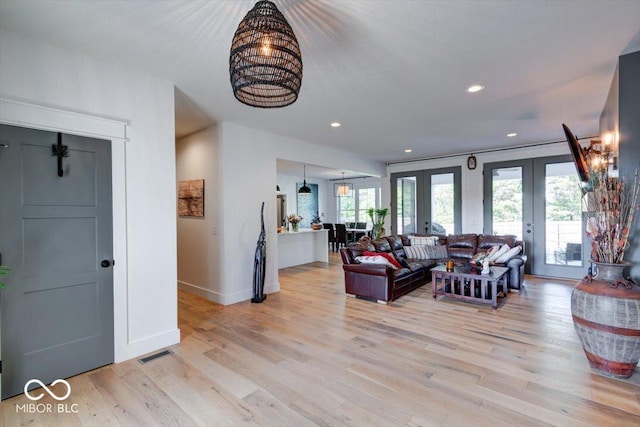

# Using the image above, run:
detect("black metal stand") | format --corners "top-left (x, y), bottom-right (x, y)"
top-left (251, 202), bottom-right (267, 303)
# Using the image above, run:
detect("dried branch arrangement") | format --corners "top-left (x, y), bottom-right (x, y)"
top-left (585, 168), bottom-right (639, 263)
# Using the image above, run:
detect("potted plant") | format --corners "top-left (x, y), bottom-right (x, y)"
top-left (367, 207), bottom-right (389, 240)
top-left (571, 166), bottom-right (640, 378)
top-left (310, 212), bottom-right (323, 230)
top-left (287, 213), bottom-right (302, 232)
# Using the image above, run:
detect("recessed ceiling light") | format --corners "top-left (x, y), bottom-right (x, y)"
top-left (404, 149), bottom-right (413, 153)
top-left (466, 84), bottom-right (484, 93)
top-left (330, 122), bottom-right (341, 127)
top-left (507, 132), bottom-right (517, 137)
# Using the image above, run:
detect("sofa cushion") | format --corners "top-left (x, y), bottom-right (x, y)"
top-left (355, 255), bottom-right (398, 269)
top-left (398, 234), bottom-right (412, 246)
top-left (372, 239), bottom-right (392, 253)
top-left (478, 234), bottom-right (518, 250)
top-left (364, 251), bottom-right (402, 269)
top-left (384, 236), bottom-right (404, 251)
top-left (392, 267), bottom-right (412, 278)
top-left (447, 247), bottom-right (475, 259)
top-left (396, 256), bottom-right (410, 269)
top-left (447, 234), bottom-right (478, 248)
top-left (410, 259), bottom-right (438, 269)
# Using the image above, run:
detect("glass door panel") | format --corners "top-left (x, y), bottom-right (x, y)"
top-left (533, 160), bottom-right (585, 279)
top-left (395, 176), bottom-right (417, 234)
top-left (484, 160), bottom-right (533, 274)
top-left (490, 167), bottom-right (524, 240)
top-left (430, 173), bottom-right (455, 235)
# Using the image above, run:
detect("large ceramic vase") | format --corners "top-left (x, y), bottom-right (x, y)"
top-left (571, 261), bottom-right (640, 378)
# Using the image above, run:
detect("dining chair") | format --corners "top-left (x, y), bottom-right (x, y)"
top-left (354, 222), bottom-right (367, 241)
top-left (323, 223), bottom-right (336, 252)
top-left (334, 223), bottom-right (349, 251)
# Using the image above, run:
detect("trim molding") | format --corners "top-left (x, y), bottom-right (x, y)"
top-left (116, 329), bottom-right (181, 363)
top-left (178, 280), bottom-right (280, 305)
top-left (0, 97), bottom-right (127, 140)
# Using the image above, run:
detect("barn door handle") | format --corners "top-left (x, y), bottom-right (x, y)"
top-left (100, 260), bottom-right (113, 268)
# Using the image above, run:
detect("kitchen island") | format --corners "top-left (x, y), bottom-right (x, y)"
top-left (277, 229), bottom-right (328, 269)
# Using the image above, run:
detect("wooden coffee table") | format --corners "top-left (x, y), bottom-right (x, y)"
top-left (431, 264), bottom-right (508, 309)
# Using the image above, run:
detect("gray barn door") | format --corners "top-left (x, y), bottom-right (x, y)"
top-left (0, 125), bottom-right (114, 399)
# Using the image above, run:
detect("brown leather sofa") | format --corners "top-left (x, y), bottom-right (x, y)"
top-left (340, 233), bottom-right (527, 303)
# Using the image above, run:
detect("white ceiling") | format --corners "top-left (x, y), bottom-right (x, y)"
top-left (1, 0), bottom-right (639, 170)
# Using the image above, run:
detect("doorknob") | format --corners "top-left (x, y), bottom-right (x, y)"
top-left (100, 260), bottom-right (113, 268)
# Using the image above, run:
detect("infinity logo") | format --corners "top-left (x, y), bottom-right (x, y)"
top-left (24, 379), bottom-right (72, 401)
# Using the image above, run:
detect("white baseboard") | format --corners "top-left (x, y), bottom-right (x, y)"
top-left (178, 280), bottom-right (280, 305)
top-left (115, 328), bottom-right (180, 363)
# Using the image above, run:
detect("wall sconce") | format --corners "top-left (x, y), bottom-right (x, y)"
top-left (593, 131), bottom-right (618, 171)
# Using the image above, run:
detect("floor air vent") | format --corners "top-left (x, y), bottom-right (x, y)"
top-left (138, 349), bottom-right (173, 364)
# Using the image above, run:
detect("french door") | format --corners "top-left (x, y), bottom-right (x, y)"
top-left (483, 156), bottom-right (585, 279)
top-left (391, 167), bottom-right (462, 236)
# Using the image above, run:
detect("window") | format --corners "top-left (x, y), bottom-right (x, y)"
top-left (338, 186), bottom-right (380, 225)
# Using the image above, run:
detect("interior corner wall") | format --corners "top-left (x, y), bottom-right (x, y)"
top-left (617, 50), bottom-right (640, 279)
top-left (218, 122), bottom-right (386, 305)
top-left (0, 30), bottom-right (179, 363)
top-left (176, 125), bottom-right (222, 301)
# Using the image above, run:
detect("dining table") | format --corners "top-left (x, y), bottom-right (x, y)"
top-left (346, 227), bottom-right (372, 242)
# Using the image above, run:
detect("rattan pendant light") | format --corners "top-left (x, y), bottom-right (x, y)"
top-left (229, 1), bottom-right (303, 108)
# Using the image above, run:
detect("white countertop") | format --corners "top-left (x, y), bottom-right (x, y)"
top-left (278, 228), bottom-right (327, 235)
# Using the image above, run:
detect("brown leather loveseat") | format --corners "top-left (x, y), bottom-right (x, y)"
top-left (340, 234), bottom-right (526, 303)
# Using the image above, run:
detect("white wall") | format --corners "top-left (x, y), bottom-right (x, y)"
top-left (175, 126), bottom-right (221, 301)
top-left (387, 144), bottom-right (570, 234)
top-left (0, 30), bottom-right (179, 362)
top-left (217, 122), bottom-right (386, 305)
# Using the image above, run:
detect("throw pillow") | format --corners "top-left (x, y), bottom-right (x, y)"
top-left (363, 251), bottom-right (402, 269)
top-left (494, 245), bottom-right (522, 263)
top-left (404, 245), bottom-right (428, 259)
top-left (483, 245), bottom-right (501, 260)
top-left (423, 245), bottom-right (448, 260)
top-left (403, 245), bottom-right (448, 260)
top-left (355, 255), bottom-right (398, 269)
top-left (408, 235), bottom-right (439, 246)
top-left (486, 244), bottom-right (510, 262)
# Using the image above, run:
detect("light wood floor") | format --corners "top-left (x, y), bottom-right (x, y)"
top-left (2, 252), bottom-right (639, 426)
